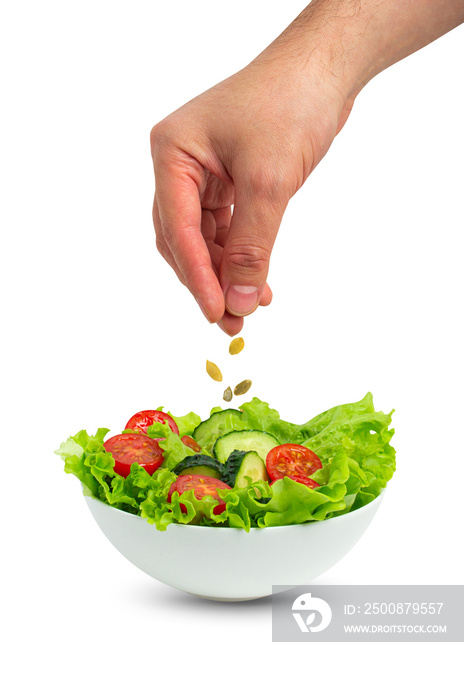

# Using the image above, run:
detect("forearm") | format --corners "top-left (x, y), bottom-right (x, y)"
top-left (260, 0), bottom-right (464, 101)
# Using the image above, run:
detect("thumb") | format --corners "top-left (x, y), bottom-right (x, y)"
top-left (220, 185), bottom-right (287, 317)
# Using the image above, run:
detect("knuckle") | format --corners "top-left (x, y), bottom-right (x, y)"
top-left (243, 161), bottom-right (291, 204)
top-left (227, 243), bottom-right (270, 275)
top-left (149, 122), bottom-right (162, 149)
top-left (150, 120), bottom-right (173, 156)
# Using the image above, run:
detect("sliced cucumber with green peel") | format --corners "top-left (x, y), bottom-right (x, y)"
top-left (214, 429), bottom-right (279, 463)
top-left (176, 465), bottom-right (223, 479)
top-left (192, 409), bottom-right (250, 454)
top-left (224, 450), bottom-right (269, 488)
top-left (173, 454), bottom-right (223, 480)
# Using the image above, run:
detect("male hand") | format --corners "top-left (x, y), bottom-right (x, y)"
top-left (150, 50), bottom-right (347, 334)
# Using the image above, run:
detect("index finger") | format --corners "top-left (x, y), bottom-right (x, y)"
top-left (152, 152), bottom-right (225, 323)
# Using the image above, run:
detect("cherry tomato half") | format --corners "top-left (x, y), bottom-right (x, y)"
top-left (266, 444), bottom-right (322, 489)
top-left (168, 474), bottom-right (231, 515)
top-left (125, 410), bottom-right (179, 435)
top-left (180, 435), bottom-right (202, 452)
top-left (104, 433), bottom-right (164, 478)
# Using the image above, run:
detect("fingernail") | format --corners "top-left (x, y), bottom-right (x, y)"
top-left (225, 285), bottom-right (259, 316)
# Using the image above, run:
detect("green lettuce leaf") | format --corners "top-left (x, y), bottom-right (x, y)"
top-left (168, 411), bottom-right (202, 437)
top-left (137, 468), bottom-right (178, 527)
top-left (259, 449), bottom-right (351, 527)
top-left (146, 420), bottom-right (199, 469)
top-left (106, 464), bottom-right (176, 514)
top-left (292, 392), bottom-right (377, 442)
top-left (56, 428), bottom-right (113, 500)
top-left (300, 393), bottom-right (395, 511)
top-left (238, 397), bottom-right (298, 443)
top-left (141, 483), bottom-right (229, 530)
top-left (221, 481), bottom-right (272, 531)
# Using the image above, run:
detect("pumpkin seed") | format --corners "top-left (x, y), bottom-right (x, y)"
top-left (229, 337), bottom-right (245, 355)
top-left (223, 386), bottom-right (233, 402)
top-left (233, 379), bottom-right (252, 396)
top-left (206, 360), bottom-right (223, 382)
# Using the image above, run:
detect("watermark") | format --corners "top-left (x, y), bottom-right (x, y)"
top-left (272, 585), bottom-right (464, 642)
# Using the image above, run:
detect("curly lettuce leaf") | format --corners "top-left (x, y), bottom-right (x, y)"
top-left (259, 449), bottom-right (352, 527)
top-left (221, 481), bottom-right (272, 531)
top-left (106, 464), bottom-right (176, 514)
top-left (292, 392), bottom-right (377, 442)
top-left (137, 468), bottom-right (178, 527)
top-left (238, 397), bottom-right (298, 443)
top-left (146, 420), bottom-right (199, 468)
top-left (259, 478), bottom-right (347, 527)
top-left (141, 484), bottom-right (229, 530)
top-left (168, 411), bottom-right (202, 437)
top-left (300, 394), bottom-right (395, 510)
top-left (56, 428), bottom-right (113, 500)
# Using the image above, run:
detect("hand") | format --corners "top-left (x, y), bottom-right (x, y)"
top-left (150, 51), bottom-right (348, 335)
top-left (150, 0), bottom-right (464, 335)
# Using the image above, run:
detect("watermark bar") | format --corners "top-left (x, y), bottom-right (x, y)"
top-left (272, 585), bottom-right (464, 642)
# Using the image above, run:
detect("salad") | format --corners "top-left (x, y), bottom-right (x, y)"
top-left (56, 393), bottom-right (395, 531)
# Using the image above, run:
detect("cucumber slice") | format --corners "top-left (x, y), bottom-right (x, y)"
top-left (192, 409), bottom-right (250, 454)
top-left (176, 465), bottom-right (223, 479)
top-left (173, 454), bottom-right (223, 480)
top-left (225, 450), bottom-right (269, 488)
top-left (214, 429), bottom-right (279, 463)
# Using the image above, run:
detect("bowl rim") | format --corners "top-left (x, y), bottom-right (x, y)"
top-left (84, 488), bottom-right (385, 533)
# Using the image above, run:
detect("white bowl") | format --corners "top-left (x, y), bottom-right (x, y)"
top-left (85, 492), bottom-right (384, 601)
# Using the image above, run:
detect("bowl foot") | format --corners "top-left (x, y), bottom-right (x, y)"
top-left (190, 593), bottom-right (270, 602)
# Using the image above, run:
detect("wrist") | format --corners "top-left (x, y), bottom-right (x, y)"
top-left (258, 0), bottom-right (464, 104)
top-left (256, 1), bottom-right (374, 104)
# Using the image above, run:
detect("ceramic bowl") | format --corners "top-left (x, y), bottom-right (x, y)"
top-left (84, 491), bottom-right (384, 601)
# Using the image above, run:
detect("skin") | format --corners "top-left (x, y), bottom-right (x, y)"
top-left (151, 0), bottom-right (464, 335)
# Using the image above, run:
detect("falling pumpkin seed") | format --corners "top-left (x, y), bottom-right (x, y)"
top-left (223, 386), bottom-right (233, 402)
top-left (206, 360), bottom-right (223, 382)
top-left (234, 379), bottom-right (252, 396)
top-left (229, 337), bottom-right (245, 355)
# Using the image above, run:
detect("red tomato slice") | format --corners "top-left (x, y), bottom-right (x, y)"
top-left (104, 433), bottom-right (164, 478)
top-left (168, 474), bottom-right (231, 515)
top-left (266, 444), bottom-right (322, 489)
top-left (181, 435), bottom-right (202, 452)
top-left (125, 410), bottom-right (179, 435)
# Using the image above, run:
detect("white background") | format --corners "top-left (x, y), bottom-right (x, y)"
top-left (1, 1), bottom-right (463, 697)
